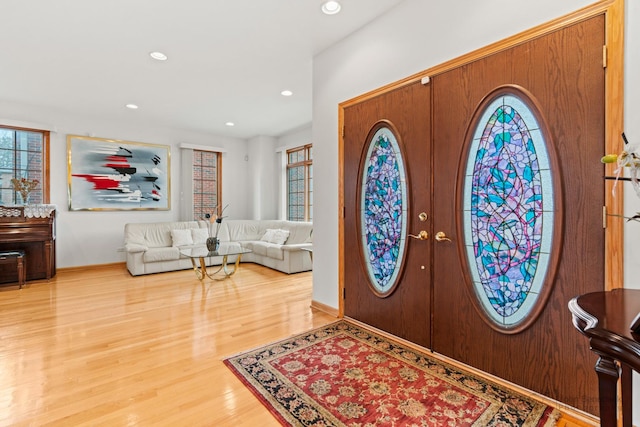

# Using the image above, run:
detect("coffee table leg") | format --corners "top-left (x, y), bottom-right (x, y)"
top-left (222, 254), bottom-right (243, 277)
top-left (195, 254), bottom-right (243, 280)
top-left (190, 257), bottom-right (205, 280)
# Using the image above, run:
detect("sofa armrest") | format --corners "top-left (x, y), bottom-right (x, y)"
top-left (124, 243), bottom-right (148, 253)
top-left (281, 243), bottom-right (312, 252)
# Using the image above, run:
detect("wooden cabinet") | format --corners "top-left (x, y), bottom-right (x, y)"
top-left (0, 205), bottom-right (56, 284)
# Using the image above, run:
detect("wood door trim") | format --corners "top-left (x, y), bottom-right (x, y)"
top-left (603, 0), bottom-right (624, 291)
top-left (339, 1), bottom-right (623, 318)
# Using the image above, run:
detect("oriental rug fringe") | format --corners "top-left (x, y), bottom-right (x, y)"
top-left (224, 320), bottom-right (559, 426)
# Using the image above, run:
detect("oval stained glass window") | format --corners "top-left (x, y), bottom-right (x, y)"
top-left (463, 90), bottom-right (555, 330)
top-left (360, 125), bottom-right (408, 296)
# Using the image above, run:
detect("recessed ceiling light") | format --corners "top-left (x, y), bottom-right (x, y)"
top-left (321, 1), bottom-right (341, 15)
top-left (281, 90), bottom-right (293, 97)
top-left (125, 104), bottom-right (139, 109)
top-left (225, 122), bottom-right (235, 127)
top-left (149, 51), bottom-right (168, 61)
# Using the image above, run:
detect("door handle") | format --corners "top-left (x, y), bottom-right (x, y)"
top-left (408, 230), bottom-right (429, 240)
top-left (435, 231), bottom-right (452, 242)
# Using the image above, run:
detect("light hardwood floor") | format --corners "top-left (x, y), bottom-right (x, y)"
top-left (0, 264), bottom-right (593, 426)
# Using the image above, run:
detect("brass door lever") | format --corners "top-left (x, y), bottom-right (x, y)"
top-left (435, 231), bottom-right (452, 242)
top-left (409, 230), bottom-right (429, 240)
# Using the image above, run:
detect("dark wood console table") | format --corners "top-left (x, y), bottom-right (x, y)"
top-left (0, 205), bottom-right (56, 284)
top-left (568, 289), bottom-right (640, 427)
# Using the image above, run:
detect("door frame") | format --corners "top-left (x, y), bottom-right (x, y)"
top-left (338, 0), bottom-right (624, 319)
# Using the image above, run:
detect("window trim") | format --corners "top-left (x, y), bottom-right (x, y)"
top-left (192, 149), bottom-right (222, 219)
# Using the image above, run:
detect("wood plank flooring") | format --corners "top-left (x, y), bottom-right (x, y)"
top-left (0, 263), bottom-right (595, 426)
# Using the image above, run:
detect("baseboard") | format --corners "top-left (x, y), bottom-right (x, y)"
top-left (57, 261), bottom-right (127, 273)
top-left (310, 300), bottom-right (339, 317)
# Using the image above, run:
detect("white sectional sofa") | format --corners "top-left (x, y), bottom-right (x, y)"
top-left (123, 219), bottom-right (313, 276)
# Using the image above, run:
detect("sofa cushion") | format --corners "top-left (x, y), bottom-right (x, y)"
top-left (250, 241), bottom-right (284, 260)
top-left (124, 221), bottom-right (205, 248)
top-left (271, 229), bottom-right (289, 245)
top-left (171, 229), bottom-right (193, 247)
top-left (143, 247), bottom-right (180, 262)
top-left (260, 228), bottom-right (290, 245)
top-left (227, 221), bottom-right (265, 241)
top-left (191, 228), bottom-right (209, 245)
top-left (251, 241), bottom-right (268, 256)
top-left (260, 229), bottom-right (276, 243)
top-left (281, 222), bottom-right (312, 245)
top-left (266, 244), bottom-right (284, 260)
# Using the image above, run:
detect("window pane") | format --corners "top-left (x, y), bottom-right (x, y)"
top-left (0, 130), bottom-right (13, 149)
top-left (0, 150), bottom-right (15, 170)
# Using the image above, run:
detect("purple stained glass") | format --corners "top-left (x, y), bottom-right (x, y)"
top-left (465, 94), bottom-right (552, 326)
top-left (360, 127), bottom-right (407, 294)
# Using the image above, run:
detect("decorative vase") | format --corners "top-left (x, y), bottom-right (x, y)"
top-left (19, 191), bottom-right (30, 205)
top-left (206, 237), bottom-right (220, 252)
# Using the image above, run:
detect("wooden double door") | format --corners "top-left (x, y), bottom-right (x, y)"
top-left (343, 15), bottom-right (605, 415)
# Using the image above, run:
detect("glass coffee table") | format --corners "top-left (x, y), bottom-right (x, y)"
top-left (180, 244), bottom-right (252, 280)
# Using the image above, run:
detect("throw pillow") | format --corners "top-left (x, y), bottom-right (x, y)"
top-left (191, 228), bottom-right (209, 245)
top-left (261, 229), bottom-right (276, 242)
top-left (171, 229), bottom-right (193, 247)
top-left (270, 229), bottom-right (290, 245)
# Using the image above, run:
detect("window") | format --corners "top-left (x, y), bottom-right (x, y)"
top-left (0, 126), bottom-right (49, 205)
top-left (192, 149), bottom-right (221, 220)
top-left (287, 144), bottom-right (312, 221)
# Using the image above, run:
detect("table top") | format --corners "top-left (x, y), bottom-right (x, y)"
top-left (568, 288), bottom-right (640, 371)
top-left (179, 244), bottom-right (252, 258)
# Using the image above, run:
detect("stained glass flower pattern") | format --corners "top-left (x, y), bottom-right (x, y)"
top-left (464, 94), bottom-right (553, 328)
top-left (360, 127), bottom-right (407, 295)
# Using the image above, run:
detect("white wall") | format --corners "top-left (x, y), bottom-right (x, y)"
top-left (276, 125), bottom-right (312, 220)
top-left (247, 135), bottom-right (278, 219)
top-left (277, 125), bottom-right (311, 149)
top-left (0, 100), bottom-right (249, 268)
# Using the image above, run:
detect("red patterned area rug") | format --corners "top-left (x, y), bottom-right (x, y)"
top-left (224, 321), bottom-right (559, 426)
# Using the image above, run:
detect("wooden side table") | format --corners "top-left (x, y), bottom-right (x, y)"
top-left (568, 289), bottom-right (640, 427)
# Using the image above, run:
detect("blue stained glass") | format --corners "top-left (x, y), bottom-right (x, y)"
top-left (360, 127), bottom-right (407, 295)
top-left (464, 94), bottom-right (553, 328)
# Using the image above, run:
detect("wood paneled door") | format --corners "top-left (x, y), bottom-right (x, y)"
top-left (431, 15), bottom-right (605, 415)
top-left (342, 14), bottom-right (605, 415)
top-left (343, 82), bottom-right (432, 347)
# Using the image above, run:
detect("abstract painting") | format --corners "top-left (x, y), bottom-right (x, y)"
top-left (67, 135), bottom-right (170, 211)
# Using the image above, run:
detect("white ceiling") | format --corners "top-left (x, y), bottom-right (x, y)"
top-left (1, 0), bottom-right (405, 139)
